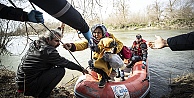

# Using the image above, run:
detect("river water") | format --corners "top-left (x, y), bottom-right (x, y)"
top-left (1, 29), bottom-right (194, 98)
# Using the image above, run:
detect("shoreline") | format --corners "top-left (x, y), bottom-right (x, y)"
top-left (162, 73), bottom-right (194, 98)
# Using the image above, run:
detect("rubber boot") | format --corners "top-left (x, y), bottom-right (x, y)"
top-left (98, 73), bottom-right (106, 88)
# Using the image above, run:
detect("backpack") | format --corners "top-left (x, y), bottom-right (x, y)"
top-left (119, 46), bottom-right (132, 60)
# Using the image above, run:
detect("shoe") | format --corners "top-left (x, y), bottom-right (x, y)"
top-left (98, 78), bottom-right (106, 88)
top-left (121, 76), bottom-right (125, 81)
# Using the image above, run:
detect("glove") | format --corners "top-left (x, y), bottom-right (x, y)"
top-left (142, 61), bottom-right (146, 65)
top-left (80, 30), bottom-right (92, 44)
top-left (28, 10), bottom-right (44, 23)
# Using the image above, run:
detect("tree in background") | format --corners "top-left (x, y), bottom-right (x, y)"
top-left (104, 0), bottom-right (130, 29)
top-left (147, 0), bottom-right (164, 26)
top-left (1, 0), bottom-right (194, 55)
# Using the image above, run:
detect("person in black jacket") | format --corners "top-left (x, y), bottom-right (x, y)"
top-left (0, 3), bottom-right (44, 23)
top-left (148, 31), bottom-right (194, 51)
top-left (16, 29), bottom-right (88, 98)
top-left (1, 0), bottom-right (92, 44)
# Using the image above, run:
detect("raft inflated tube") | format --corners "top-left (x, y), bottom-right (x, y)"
top-left (29, 0), bottom-right (90, 34)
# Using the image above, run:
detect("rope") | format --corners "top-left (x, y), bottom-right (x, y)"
top-left (29, 2), bottom-right (83, 68)
top-left (7, 0), bottom-right (83, 69)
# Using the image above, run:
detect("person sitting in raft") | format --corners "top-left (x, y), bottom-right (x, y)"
top-left (63, 24), bottom-right (123, 88)
top-left (126, 34), bottom-right (148, 68)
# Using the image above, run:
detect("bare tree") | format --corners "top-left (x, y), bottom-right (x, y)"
top-left (70, 0), bottom-right (104, 25)
top-left (105, 0), bottom-right (130, 29)
top-left (164, 0), bottom-right (177, 20)
top-left (0, 20), bottom-right (16, 54)
top-left (147, 0), bottom-right (164, 24)
top-left (163, 0), bottom-right (194, 27)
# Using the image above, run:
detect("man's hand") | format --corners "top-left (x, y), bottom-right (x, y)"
top-left (82, 69), bottom-right (89, 75)
top-left (63, 43), bottom-right (72, 50)
top-left (28, 10), bottom-right (44, 23)
top-left (148, 35), bottom-right (168, 49)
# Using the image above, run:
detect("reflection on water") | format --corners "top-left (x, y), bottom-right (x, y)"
top-left (1, 30), bottom-right (194, 98)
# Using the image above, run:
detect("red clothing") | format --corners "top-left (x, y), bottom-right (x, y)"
top-left (132, 39), bottom-right (147, 57)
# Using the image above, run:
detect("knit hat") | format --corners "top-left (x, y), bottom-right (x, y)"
top-left (91, 24), bottom-right (107, 37)
top-left (136, 34), bottom-right (142, 39)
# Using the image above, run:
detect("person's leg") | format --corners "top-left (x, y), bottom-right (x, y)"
top-left (126, 56), bottom-right (141, 68)
top-left (98, 71), bottom-right (107, 88)
top-left (116, 68), bottom-right (120, 78)
top-left (93, 68), bottom-right (108, 88)
top-left (126, 56), bottom-right (136, 68)
top-left (109, 69), bottom-right (116, 81)
top-left (120, 70), bottom-right (125, 81)
top-left (37, 67), bottom-right (65, 98)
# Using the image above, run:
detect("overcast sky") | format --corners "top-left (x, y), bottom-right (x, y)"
top-left (15, 0), bottom-right (168, 21)
top-left (47, 0), bottom-right (161, 20)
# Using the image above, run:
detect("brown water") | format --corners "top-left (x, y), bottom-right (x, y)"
top-left (1, 29), bottom-right (194, 98)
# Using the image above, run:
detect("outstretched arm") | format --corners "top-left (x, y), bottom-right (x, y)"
top-left (0, 3), bottom-right (44, 23)
top-left (148, 35), bottom-right (168, 49)
top-left (30, 0), bottom-right (92, 42)
top-left (148, 31), bottom-right (194, 51)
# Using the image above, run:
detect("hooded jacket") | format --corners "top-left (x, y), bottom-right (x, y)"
top-left (70, 33), bottom-right (123, 76)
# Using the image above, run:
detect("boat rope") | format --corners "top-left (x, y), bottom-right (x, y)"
top-left (7, 0), bottom-right (84, 70)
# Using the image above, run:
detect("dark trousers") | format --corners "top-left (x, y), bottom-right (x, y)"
top-left (130, 55), bottom-right (142, 65)
top-left (24, 67), bottom-right (65, 98)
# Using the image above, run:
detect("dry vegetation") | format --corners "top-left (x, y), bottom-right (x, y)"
top-left (162, 73), bottom-right (194, 98)
top-left (0, 68), bottom-right (77, 98)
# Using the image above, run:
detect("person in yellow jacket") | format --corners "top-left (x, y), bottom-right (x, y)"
top-left (63, 24), bottom-right (123, 88)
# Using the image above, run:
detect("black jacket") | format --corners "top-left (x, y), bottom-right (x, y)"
top-left (0, 3), bottom-right (28, 21)
top-left (16, 40), bottom-right (83, 89)
top-left (167, 31), bottom-right (194, 51)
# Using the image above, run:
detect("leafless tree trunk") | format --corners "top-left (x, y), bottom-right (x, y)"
top-left (147, 0), bottom-right (164, 24)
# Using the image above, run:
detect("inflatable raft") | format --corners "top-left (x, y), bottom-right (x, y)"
top-left (74, 61), bottom-right (150, 98)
